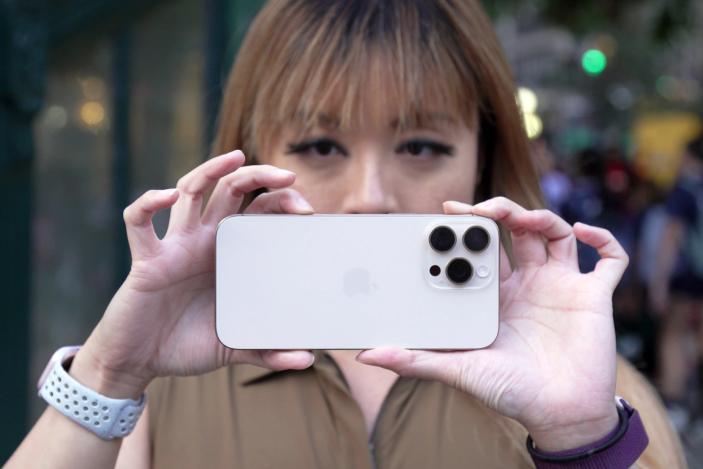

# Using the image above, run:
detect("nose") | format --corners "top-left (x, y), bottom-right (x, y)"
top-left (340, 153), bottom-right (399, 214)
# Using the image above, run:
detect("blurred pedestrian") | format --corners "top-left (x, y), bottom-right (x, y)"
top-left (650, 131), bottom-right (703, 430)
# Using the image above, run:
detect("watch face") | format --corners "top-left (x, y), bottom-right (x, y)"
top-left (37, 346), bottom-right (81, 391)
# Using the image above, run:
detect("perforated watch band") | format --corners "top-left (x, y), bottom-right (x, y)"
top-left (37, 346), bottom-right (146, 440)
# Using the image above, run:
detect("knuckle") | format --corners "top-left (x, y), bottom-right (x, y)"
top-left (276, 188), bottom-right (297, 198)
top-left (122, 206), bottom-right (134, 224)
top-left (278, 190), bottom-right (299, 207)
top-left (226, 178), bottom-right (245, 197)
top-left (176, 176), bottom-right (198, 195)
top-left (175, 175), bottom-right (189, 190)
top-left (602, 227), bottom-right (616, 240)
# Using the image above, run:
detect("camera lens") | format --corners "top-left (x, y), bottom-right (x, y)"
top-left (446, 258), bottom-right (473, 284)
top-left (463, 226), bottom-right (490, 252)
top-left (429, 226), bottom-right (456, 252)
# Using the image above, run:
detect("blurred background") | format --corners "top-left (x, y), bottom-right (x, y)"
top-left (2, 0), bottom-right (703, 464)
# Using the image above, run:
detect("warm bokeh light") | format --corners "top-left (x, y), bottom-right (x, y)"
top-left (517, 87), bottom-right (538, 114)
top-left (524, 112), bottom-right (543, 139)
top-left (79, 101), bottom-right (105, 127)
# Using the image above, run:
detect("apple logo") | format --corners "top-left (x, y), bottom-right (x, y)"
top-left (343, 268), bottom-right (379, 297)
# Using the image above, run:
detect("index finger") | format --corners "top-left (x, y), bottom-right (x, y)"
top-left (459, 198), bottom-right (577, 269)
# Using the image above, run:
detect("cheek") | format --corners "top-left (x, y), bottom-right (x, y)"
top-left (393, 163), bottom-right (477, 212)
top-left (391, 138), bottom-right (479, 212)
top-left (289, 173), bottom-right (348, 212)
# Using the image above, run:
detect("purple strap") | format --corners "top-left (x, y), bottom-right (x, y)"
top-left (528, 399), bottom-right (649, 468)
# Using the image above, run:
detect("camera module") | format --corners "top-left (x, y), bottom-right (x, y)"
top-left (429, 226), bottom-right (456, 252)
top-left (463, 226), bottom-right (490, 252)
top-left (446, 258), bottom-right (473, 284)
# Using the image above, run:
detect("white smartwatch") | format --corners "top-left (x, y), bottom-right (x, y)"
top-left (37, 346), bottom-right (147, 440)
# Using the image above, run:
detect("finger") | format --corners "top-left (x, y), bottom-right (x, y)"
top-left (232, 349), bottom-right (315, 371)
top-left (356, 348), bottom-right (514, 412)
top-left (448, 198), bottom-right (577, 269)
top-left (499, 243), bottom-right (512, 282)
top-left (356, 347), bottom-right (464, 385)
top-left (123, 188), bottom-right (179, 259)
top-left (522, 209), bottom-right (578, 269)
top-left (201, 165), bottom-right (297, 226)
top-left (443, 201), bottom-right (512, 280)
top-left (573, 222), bottom-right (629, 289)
top-left (167, 150), bottom-right (245, 234)
top-left (445, 199), bottom-right (546, 267)
top-left (243, 188), bottom-right (314, 214)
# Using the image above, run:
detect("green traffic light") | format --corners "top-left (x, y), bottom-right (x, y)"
top-left (582, 49), bottom-right (607, 75)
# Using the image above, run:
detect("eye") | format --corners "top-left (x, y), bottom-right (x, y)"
top-left (285, 138), bottom-right (347, 157)
top-left (396, 139), bottom-right (454, 158)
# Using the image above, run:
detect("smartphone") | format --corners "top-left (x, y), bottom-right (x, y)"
top-left (215, 214), bottom-right (499, 350)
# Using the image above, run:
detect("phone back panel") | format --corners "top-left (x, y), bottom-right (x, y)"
top-left (216, 214), bottom-right (499, 349)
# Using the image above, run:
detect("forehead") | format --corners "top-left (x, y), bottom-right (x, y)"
top-left (253, 36), bottom-right (478, 153)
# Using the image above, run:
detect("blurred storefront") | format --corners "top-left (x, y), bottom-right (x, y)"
top-left (0, 0), bottom-right (264, 459)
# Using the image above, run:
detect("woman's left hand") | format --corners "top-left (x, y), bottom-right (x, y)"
top-left (356, 197), bottom-right (628, 452)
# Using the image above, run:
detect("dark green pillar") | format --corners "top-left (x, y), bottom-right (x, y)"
top-left (0, 0), bottom-right (47, 462)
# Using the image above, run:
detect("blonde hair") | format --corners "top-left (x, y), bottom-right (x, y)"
top-left (213, 0), bottom-right (542, 211)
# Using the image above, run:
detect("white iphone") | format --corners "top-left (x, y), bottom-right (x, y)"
top-left (215, 214), bottom-right (500, 350)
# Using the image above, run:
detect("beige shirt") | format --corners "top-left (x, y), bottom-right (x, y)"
top-left (147, 352), bottom-right (685, 468)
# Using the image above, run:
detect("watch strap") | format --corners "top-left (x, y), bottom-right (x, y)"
top-left (38, 346), bottom-right (146, 440)
top-left (527, 397), bottom-right (649, 468)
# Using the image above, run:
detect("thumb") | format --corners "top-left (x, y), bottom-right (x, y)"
top-left (243, 188), bottom-right (314, 214)
top-left (355, 347), bottom-right (462, 385)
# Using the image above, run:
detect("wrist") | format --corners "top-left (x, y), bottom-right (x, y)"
top-left (38, 345), bottom-right (148, 440)
top-left (527, 398), bottom-right (649, 468)
top-left (527, 404), bottom-right (620, 452)
top-left (70, 345), bottom-right (151, 400)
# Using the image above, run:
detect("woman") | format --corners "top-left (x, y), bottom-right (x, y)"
top-left (8, 1), bottom-right (685, 467)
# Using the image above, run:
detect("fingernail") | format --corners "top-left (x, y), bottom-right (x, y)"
top-left (277, 168), bottom-right (296, 177)
top-left (225, 149), bottom-right (244, 160)
top-left (356, 350), bottom-right (370, 362)
top-left (444, 200), bottom-right (473, 211)
top-left (294, 195), bottom-right (314, 212)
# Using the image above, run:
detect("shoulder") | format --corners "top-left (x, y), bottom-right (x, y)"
top-left (615, 356), bottom-right (686, 469)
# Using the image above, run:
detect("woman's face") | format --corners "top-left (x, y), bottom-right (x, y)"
top-left (262, 109), bottom-right (479, 214)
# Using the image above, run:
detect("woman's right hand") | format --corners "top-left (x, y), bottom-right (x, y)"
top-left (70, 150), bottom-right (316, 398)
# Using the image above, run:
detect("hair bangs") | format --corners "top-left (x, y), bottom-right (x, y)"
top-left (251, 0), bottom-right (479, 152)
